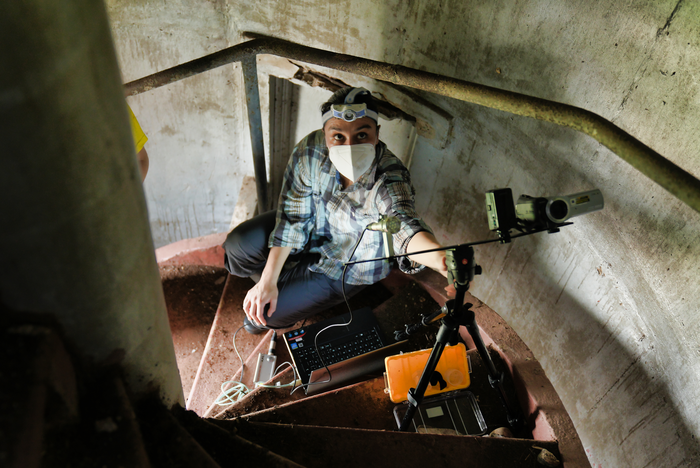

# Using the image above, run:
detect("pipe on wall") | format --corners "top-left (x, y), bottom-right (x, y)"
top-left (1, 0), bottom-right (183, 407)
top-left (124, 37), bottom-right (700, 215)
top-left (241, 56), bottom-right (270, 213)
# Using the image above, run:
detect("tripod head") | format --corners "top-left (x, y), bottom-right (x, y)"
top-left (446, 245), bottom-right (482, 291)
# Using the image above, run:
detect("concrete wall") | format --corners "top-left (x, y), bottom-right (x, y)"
top-left (106, 0), bottom-right (700, 465)
top-left (109, 0), bottom-right (251, 246)
top-left (2, 0), bottom-right (183, 408)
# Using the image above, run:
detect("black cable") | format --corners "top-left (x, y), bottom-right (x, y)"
top-left (290, 222), bottom-right (569, 394)
top-left (342, 224), bottom-right (567, 266)
top-left (290, 227), bottom-right (369, 395)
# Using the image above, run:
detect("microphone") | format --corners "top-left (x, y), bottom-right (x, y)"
top-left (366, 216), bottom-right (401, 234)
top-left (366, 216), bottom-right (400, 258)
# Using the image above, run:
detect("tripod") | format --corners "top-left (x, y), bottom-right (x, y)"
top-left (398, 244), bottom-right (522, 432)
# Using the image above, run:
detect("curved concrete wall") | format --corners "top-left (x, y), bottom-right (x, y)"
top-left (1, 0), bottom-right (183, 407)
top-left (107, 0), bottom-right (699, 465)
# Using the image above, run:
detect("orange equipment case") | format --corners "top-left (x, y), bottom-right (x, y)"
top-left (384, 343), bottom-right (470, 404)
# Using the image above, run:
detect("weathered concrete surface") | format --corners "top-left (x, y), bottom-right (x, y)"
top-left (106, 0), bottom-right (700, 466)
top-left (108, 0), bottom-right (251, 248)
top-left (2, 0), bottom-right (183, 408)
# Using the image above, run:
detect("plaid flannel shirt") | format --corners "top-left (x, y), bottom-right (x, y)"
top-left (269, 130), bottom-right (433, 285)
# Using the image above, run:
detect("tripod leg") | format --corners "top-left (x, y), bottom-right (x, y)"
top-left (465, 314), bottom-right (521, 428)
top-left (465, 316), bottom-right (500, 378)
top-left (398, 321), bottom-right (455, 431)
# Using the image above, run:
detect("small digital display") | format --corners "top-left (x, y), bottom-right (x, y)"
top-left (426, 406), bottom-right (445, 419)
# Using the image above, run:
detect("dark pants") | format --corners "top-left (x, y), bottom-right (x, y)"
top-left (223, 211), bottom-right (365, 328)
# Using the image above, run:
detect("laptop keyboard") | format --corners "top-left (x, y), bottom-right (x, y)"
top-left (294, 329), bottom-right (384, 378)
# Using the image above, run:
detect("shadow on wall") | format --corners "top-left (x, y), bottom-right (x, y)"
top-left (405, 57), bottom-right (699, 464)
top-left (484, 233), bottom-right (699, 466)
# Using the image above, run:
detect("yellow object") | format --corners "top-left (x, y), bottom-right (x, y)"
top-left (384, 343), bottom-right (470, 404)
top-left (127, 104), bottom-right (148, 153)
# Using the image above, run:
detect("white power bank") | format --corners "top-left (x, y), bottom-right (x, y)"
top-left (253, 331), bottom-right (278, 385)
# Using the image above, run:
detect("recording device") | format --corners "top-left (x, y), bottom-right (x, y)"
top-left (366, 215), bottom-right (400, 258)
top-left (486, 188), bottom-right (604, 240)
top-left (516, 189), bottom-right (604, 224)
top-left (485, 189), bottom-right (517, 242)
top-left (366, 216), bottom-right (400, 234)
top-left (397, 186), bottom-right (602, 433)
top-left (253, 331), bottom-right (278, 385)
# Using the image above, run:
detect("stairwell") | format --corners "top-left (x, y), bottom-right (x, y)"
top-left (155, 236), bottom-right (585, 467)
top-left (0, 236), bottom-right (589, 467)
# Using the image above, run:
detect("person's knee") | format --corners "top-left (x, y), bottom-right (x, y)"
top-left (223, 226), bottom-right (247, 255)
top-left (224, 213), bottom-right (277, 267)
top-left (225, 212), bottom-right (276, 252)
top-left (263, 314), bottom-right (295, 329)
top-left (223, 229), bottom-right (247, 269)
top-left (224, 229), bottom-right (265, 277)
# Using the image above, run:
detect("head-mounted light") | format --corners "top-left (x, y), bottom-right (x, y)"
top-left (321, 87), bottom-right (379, 125)
top-left (322, 104), bottom-right (379, 125)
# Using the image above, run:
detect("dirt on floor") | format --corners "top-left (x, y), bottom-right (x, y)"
top-left (159, 264), bottom-right (229, 400)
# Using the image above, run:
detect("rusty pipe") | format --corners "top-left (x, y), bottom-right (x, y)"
top-left (241, 56), bottom-right (269, 213)
top-left (124, 37), bottom-right (700, 214)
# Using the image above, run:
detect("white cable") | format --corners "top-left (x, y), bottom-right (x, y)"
top-left (254, 361), bottom-right (299, 389)
top-left (214, 381), bottom-right (250, 406)
top-left (213, 327), bottom-right (301, 405)
top-left (213, 326), bottom-right (249, 406)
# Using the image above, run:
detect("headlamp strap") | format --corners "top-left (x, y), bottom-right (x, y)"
top-left (344, 87), bottom-right (369, 104)
top-left (322, 88), bottom-right (378, 125)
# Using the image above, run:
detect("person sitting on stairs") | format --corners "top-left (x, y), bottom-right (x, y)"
top-left (223, 87), bottom-right (447, 334)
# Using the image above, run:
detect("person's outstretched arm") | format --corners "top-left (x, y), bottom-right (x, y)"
top-left (407, 231), bottom-right (448, 277)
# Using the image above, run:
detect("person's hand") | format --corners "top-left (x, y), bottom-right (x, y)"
top-left (444, 282), bottom-right (456, 298)
top-left (437, 251), bottom-right (448, 277)
top-left (243, 279), bottom-right (278, 326)
top-left (443, 281), bottom-right (474, 298)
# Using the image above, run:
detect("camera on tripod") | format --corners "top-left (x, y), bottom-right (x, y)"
top-left (396, 186), bottom-right (604, 432)
top-left (486, 188), bottom-right (604, 241)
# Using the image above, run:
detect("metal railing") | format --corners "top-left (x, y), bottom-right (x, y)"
top-left (124, 37), bottom-right (700, 214)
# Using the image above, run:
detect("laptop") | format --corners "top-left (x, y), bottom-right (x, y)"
top-left (283, 307), bottom-right (408, 395)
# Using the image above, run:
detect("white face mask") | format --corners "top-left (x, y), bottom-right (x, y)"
top-left (328, 144), bottom-right (376, 182)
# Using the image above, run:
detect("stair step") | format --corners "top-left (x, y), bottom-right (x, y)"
top-left (186, 275), bottom-right (257, 415)
top-left (217, 419), bottom-right (561, 468)
top-left (208, 366), bottom-right (303, 420)
top-left (201, 328), bottom-right (281, 418)
top-left (173, 405), bottom-right (305, 467)
top-left (187, 275), bottom-right (395, 417)
top-left (137, 398), bottom-right (222, 468)
top-left (73, 371), bottom-right (152, 468)
top-left (43, 367), bottom-right (152, 468)
top-left (187, 274), bottom-right (306, 417)
top-left (2, 314), bottom-right (155, 468)
top-left (235, 347), bottom-right (523, 437)
top-left (160, 264), bottom-right (229, 401)
top-left (155, 232), bottom-right (227, 267)
top-left (206, 276), bottom-right (441, 421)
top-left (240, 376), bottom-right (395, 430)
